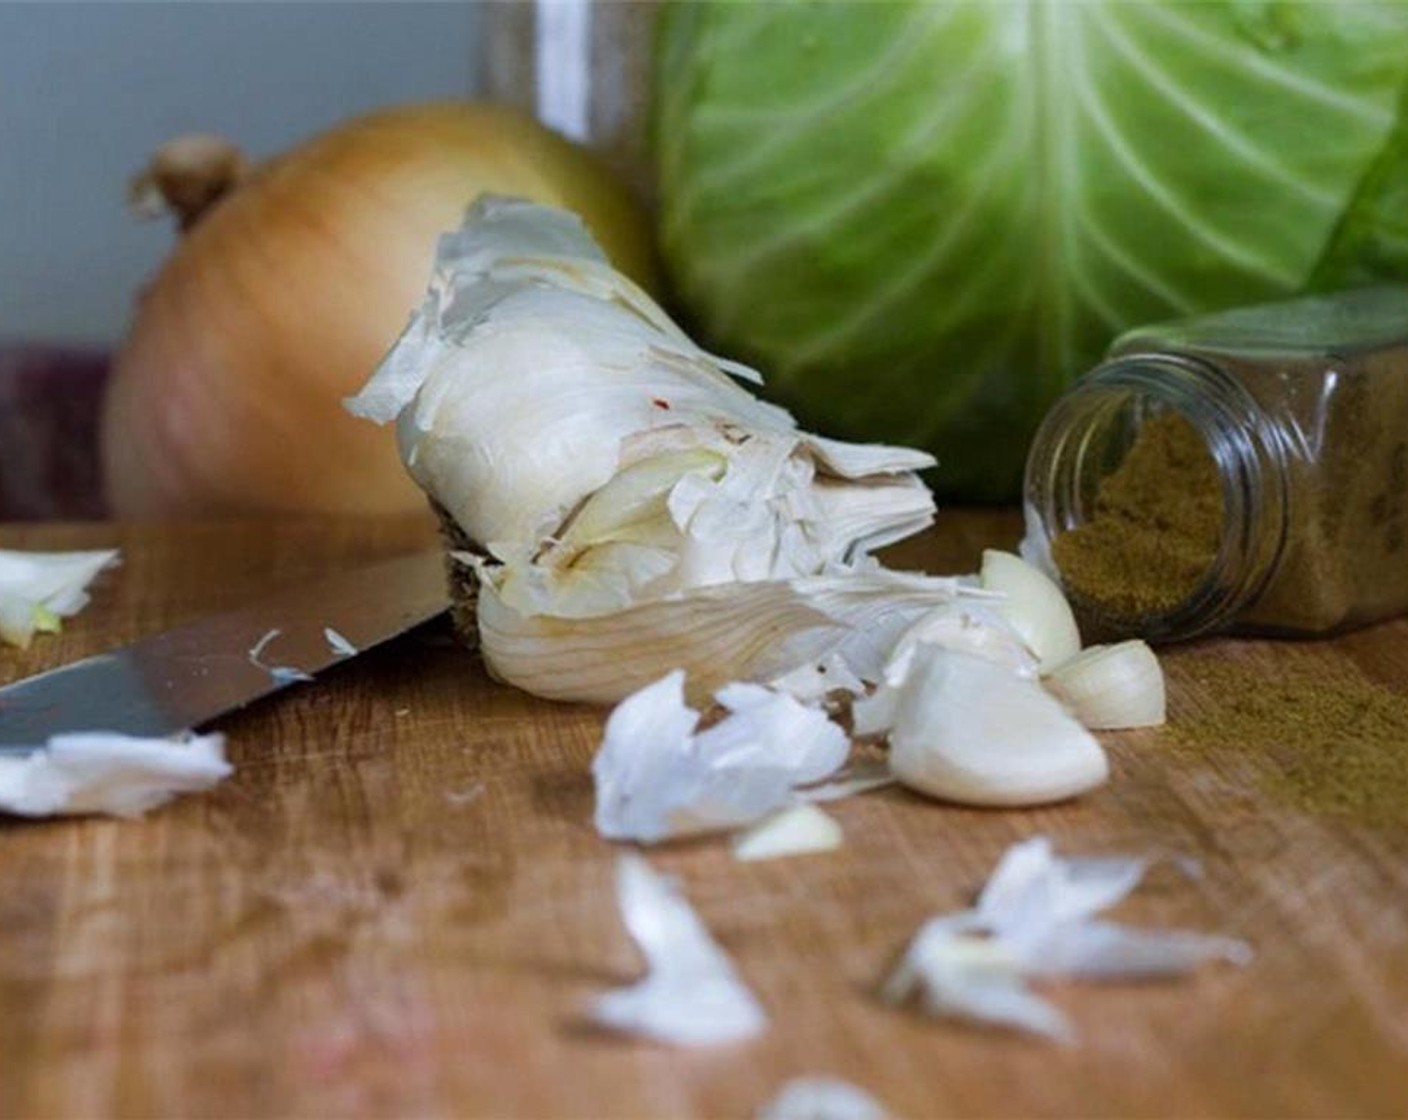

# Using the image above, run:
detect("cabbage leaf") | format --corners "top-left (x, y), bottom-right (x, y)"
top-left (657, 1), bottom-right (1408, 497)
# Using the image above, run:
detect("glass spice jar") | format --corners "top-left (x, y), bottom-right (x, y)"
top-left (1023, 286), bottom-right (1408, 642)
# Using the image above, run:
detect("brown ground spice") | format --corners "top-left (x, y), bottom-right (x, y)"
top-left (1052, 412), bottom-right (1224, 619)
top-left (1172, 659), bottom-right (1408, 824)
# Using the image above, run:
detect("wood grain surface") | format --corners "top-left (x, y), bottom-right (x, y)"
top-left (1, 514), bottom-right (1406, 1119)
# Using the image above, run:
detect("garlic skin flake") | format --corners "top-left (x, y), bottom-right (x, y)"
top-left (0, 548), bottom-right (119, 648)
top-left (592, 670), bottom-right (849, 843)
top-left (0, 732), bottom-right (231, 818)
top-left (346, 198), bottom-right (948, 703)
top-left (1043, 640), bottom-right (1166, 730)
top-left (979, 549), bottom-right (1081, 671)
top-left (757, 1077), bottom-right (888, 1120)
top-left (882, 836), bottom-right (1251, 1043)
top-left (590, 854), bottom-right (767, 1046)
top-left (888, 646), bottom-right (1108, 807)
top-left (247, 628), bottom-right (315, 685)
top-left (324, 627), bottom-right (358, 657)
top-left (881, 912), bottom-right (1074, 1043)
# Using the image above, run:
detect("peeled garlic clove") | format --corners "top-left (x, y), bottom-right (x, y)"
top-left (1043, 640), bottom-right (1166, 730)
top-left (884, 603), bottom-right (1039, 684)
top-left (731, 803), bottom-right (843, 862)
top-left (979, 550), bottom-right (1081, 671)
top-left (888, 646), bottom-right (1108, 807)
top-left (559, 448), bottom-right (726, 547)
top-left (855, 604), bottom-right (1038, 740)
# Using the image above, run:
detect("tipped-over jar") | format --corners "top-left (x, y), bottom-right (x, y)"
top-left (1024, 287), bottom-right (1408, 641)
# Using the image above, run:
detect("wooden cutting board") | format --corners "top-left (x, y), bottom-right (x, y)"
top-left (1, 514), bottom-right (1406, 1119)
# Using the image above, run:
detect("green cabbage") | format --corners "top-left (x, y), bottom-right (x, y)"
top-left (656, 1), bottom-right (1408, 499)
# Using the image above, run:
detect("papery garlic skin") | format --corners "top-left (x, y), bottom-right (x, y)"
top-left (1043, 640), bottom-right (1167, 730)
top-left (591, 670), bottom-right (850, 843)
top-left (882, 836), bottom-right (1250, 1043)
top-left (888, 646), bottom-right (1108, 807)
top-left (882, 912), bottom-right (1073, 1042)
top-left (979, 550), bottom-right (1081, 671)
top-left (590, 854), bottom-right (767, 1046)
top-left (0, 732), bottom-right (231, 818)
top-left (0, 548), bottom-right (119, 648)
top-left (475, 562), bottom-right (977, 707)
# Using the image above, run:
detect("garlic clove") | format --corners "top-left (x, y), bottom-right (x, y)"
top-left (979, 549), bottom-right (1081, 671)
top-left (559, 448), bottom-right (726, 548)
top-left (884, 603), bottom-right (1039, 685)
top-left (855, 605), bottom-right (1040, 741)
top-left (731, 803), bottom-right (843, 862)
top-left (1042, 640), bottom-right (1166, 730)
top-left (888, 646), bottom-right (1108, 807)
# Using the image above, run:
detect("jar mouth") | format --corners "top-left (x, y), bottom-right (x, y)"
top-left (1024, 353), bottom-right (1289, 642)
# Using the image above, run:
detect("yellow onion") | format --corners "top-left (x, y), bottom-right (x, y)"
top-left (102, 102), bottom-right (656, 518)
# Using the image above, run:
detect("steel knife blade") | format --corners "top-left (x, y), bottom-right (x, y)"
top-left (0, 550), bottom-right (448, 752)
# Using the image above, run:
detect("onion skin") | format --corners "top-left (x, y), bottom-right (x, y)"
top-left (103, 102), bottom-right (658, 518)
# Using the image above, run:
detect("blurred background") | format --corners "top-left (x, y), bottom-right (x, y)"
top-left (5, 1), bottom-right (1408, 521)
top-left (0, 2), bottom-right (479, 345)
top-left (0, 1), bottom-right (482, 520)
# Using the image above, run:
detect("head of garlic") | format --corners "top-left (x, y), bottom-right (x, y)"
top-left (347, 197), bottom-right (973, 703)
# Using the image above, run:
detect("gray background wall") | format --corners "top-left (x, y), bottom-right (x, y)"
top-left (0, 2), bottom-right (481, 346)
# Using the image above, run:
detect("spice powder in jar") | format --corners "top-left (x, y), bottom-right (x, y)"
top-left (1024, 287), bottom-right (1408, 641)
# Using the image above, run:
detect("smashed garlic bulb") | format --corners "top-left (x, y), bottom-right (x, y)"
top-left (347, 198), bottom-right (960, 703)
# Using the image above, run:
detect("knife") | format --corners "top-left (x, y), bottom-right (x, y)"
top-left (0, 550), bottom-right (448, 752)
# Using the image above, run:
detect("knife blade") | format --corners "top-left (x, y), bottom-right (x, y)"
top-left (0, 550), bottom-right (448, 752)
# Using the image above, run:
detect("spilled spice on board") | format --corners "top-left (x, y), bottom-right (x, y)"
top-left (1172, 658), bottom-right (1408, 825)
top-left (1051, 412), bottom-right (1223, 621)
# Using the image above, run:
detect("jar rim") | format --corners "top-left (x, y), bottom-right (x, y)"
top-left (1023, 352), bottom-right (1290, 641)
